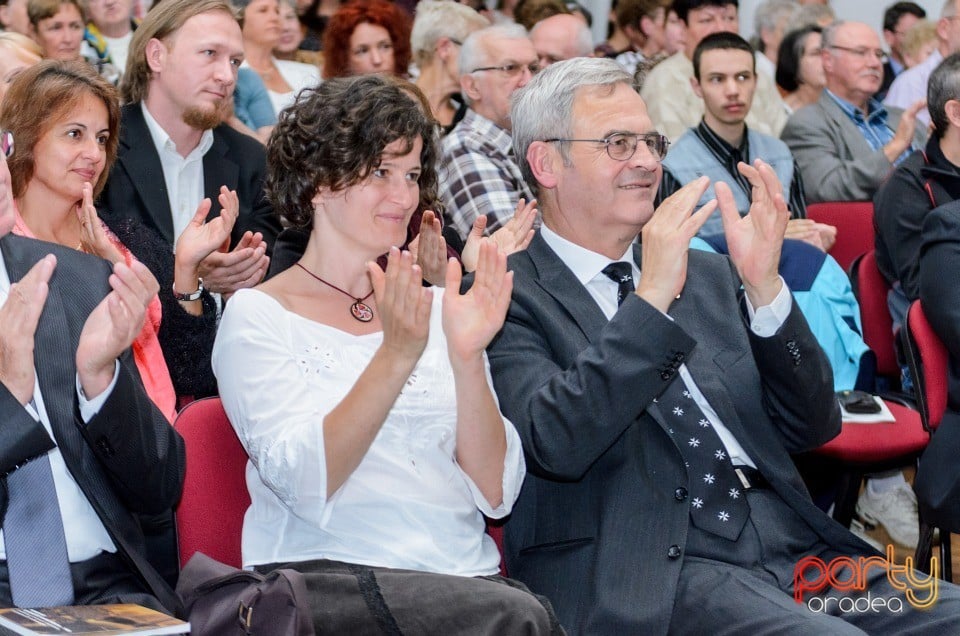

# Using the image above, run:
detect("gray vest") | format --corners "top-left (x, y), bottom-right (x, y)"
top-left (662, 127), bottom-right (795, 236)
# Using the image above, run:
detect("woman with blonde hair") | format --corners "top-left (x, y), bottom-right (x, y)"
top-left (0, 31), bottom-right (41, 105)
top-left (411, 0), bottom-right (488, 132)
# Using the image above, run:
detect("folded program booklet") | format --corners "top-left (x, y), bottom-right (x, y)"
top-left (0, 604), bottom-right (188, 636)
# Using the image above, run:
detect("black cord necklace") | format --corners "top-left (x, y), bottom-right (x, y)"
top-left (295, 262), bottom-right (375, 323)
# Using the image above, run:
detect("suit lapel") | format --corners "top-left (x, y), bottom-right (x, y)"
top-left (117, 106), bottom-right (175, 242)
top-left (1, 237), bottom-right (84, 457)
top-left (527, 233), bottom-right (608, 343)
top-left (202, 130), bottom-right (240, 222)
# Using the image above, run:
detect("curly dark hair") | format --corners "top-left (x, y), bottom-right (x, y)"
top-left (266, 74), bottom-right (440, 231)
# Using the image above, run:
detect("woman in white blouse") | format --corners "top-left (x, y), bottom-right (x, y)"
top-left (212, 75), bottom-right (561, 634)
top-left (234, 0), bottom-right (320, 115)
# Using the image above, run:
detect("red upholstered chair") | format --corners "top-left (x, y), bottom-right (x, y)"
top-left (806, 201), bottom-right (875, 272)
top-left (174, 397), bottom-right (250, 569)
top-left (173, 397), bottom-right (510, 575)
top-left (812, 400), bottom-right (928, 528)
top-left (902, 300), bottom-right (952, 580)
top-left (849, 251), bottom-right (900, 387)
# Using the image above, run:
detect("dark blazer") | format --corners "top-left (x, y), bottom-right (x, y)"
top-left (915, 200), bottom-right (960, 530)
top-left (97, 103), bottom-right (282, 253)
top-left (487, 234), bottom-right (859, 635)
top-left (0, 235), bottom-right (185, 613)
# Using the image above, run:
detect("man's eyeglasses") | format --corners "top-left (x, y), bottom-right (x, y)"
top-left (827, 45), bottom-right (889, 64)
top-left (1, 131), bottom-right (12, 159)
top-left (470, 62), bottom-right (541, 77)
top-left (544, 132), bottom-right (670, 161)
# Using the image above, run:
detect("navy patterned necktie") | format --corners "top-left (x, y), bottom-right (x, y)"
top-left (601, 262), bottom-right (635, 306)
top-left (4, 399), bottom-right (75, 607)
top-left (657, 381), bottom-right (750, 541)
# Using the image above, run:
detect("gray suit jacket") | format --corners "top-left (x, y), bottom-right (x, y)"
top-left (780, 91), bottom-right (926, 203)
top-left (488, 233), bottom-right (859, 635)
top-left (0, 235), bottom-right (185, 612)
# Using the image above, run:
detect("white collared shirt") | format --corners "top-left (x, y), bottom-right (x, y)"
top-left (141, 102), bottom-right (214, 247)
top-left (540, 226), bottom-right (794, 468)
top-left (0, 247), bottom-right (118, 561)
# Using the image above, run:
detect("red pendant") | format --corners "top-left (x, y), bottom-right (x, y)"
top-left (351, 300), bottom-right (374, 322)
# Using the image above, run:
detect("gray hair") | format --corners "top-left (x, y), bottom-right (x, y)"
top-left (411, 0), bottom-right (489, 68)
top-left (784, 4), bottom-right (835, 34)
top-left (943, 0), bottom-right (958, 19)
top-left (754, 0), bottom-right (799, 53)
top-left (820, 19), bottom-right (845, 50)
top-left (928, 52), bottom-right (960, 137)
top-left (459, 22), bottom-right (529, 106)
top-left (511, 57), bottom-right (632, 190)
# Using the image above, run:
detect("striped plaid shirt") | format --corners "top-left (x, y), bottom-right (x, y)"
top-left (439, 108), bottom-right (535, 240)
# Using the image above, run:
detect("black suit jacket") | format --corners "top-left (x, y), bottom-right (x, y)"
top-left (487, 234), bottom-right (858, 635)
top-left (0, 235), bottom-right (185, 612)
top-left (97, 104), bottom-right (281, 253)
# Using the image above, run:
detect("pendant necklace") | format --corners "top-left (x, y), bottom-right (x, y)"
top-left (296, 262), bottom-right (375, 322)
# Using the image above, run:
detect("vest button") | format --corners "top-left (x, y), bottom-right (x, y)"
top-left (667, 545), bottom-right (682, 559)
top-left (674, 487), bottom-right (688, 501)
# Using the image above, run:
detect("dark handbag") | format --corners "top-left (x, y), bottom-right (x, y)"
top-left (175, 552), bottom-right (315, 635)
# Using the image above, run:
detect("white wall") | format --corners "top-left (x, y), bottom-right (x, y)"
top-left (740, 0), bottom-right (948, 41)
top-left (580, 0), bottom-right (950, 47)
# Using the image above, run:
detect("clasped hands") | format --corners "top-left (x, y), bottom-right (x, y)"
top-left (637, 159), bottom-right (788, 314)
top-left (368, 240), bottom-right (513, 368)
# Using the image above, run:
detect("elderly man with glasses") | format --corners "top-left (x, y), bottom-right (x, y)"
top-left (439, 23), bottom-right (538, 241)
top-left (487, 55), bottom-right (960, 636)
top-left (781, 20), bottom-right (927, 204)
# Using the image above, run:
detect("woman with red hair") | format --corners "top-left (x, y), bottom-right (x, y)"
top-left (322, 0), bottom-right (411, 78)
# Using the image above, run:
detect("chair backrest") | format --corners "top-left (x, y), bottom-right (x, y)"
top-left (903, 301), bottom-right (950, 431)
top-left (850, 250), bottom-right (898, 380)
top-left (174, 397), bottom-right (250, 569)
top-left (806, 201), bottom-right (875, 272)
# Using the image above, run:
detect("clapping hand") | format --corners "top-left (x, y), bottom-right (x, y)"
top-left (368, 247), bottom-right (433, 361)
top-left (461, 198), bottom-right (537, 272)
top-left (78, 182), bottom-right (124, 264)
top-left (408, 210), bottom-right (448, 287)
top-left (718, 160), bottom-right (788, 307)
top-left (176, 186), bottom-right (240, 273)
top-left (0, 255), bottom-right (55, 405)
top-left (198, 230), bottom-right (270, 296)
top-left (442, 239), bottom-right (513, 365)
top-left (76, 260), bottom-right (159, 399)
top-left (636, 176), bottom-right (716, 313)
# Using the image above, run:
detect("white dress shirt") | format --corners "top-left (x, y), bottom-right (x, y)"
top-left (0, 247), bottom-right (118, 561)
top-left (141, 102), bottom-right (214, 246)
top-left (213, 288), bottom-right (525, 576)
top-left (884, 48), bottom-right (941, 129)
top-left (540, 225), bottom-right (794, 468)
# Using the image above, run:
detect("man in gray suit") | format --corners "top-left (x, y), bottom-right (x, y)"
top-left (781, 20), bottom-right (926, 204)
top-left (488, 57), bottom-right (960, 634)
top-left (0, 148), bottom-right (183, 610)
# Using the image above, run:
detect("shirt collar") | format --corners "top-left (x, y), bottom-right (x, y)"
top-left (141, 102), bottom-right (214, 160)
top-left (825, 89), bottom-right (889, 125)
top-left (461, 108), bottom-right (514, 156)
top-left (540, 224), bottom-right (636, 286)
top-left (696, 120), bottom-right (749, 160)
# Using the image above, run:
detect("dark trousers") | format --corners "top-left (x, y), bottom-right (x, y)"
top-left (256, 558), bottom-right (565, 635)
top-left (671, 488), bottom-right (960, 634)
top-left (0, 551), bottom-right (165, 612)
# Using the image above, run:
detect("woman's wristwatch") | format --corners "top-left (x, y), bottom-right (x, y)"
top-left (172, 278), bottom-right (204, 302)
